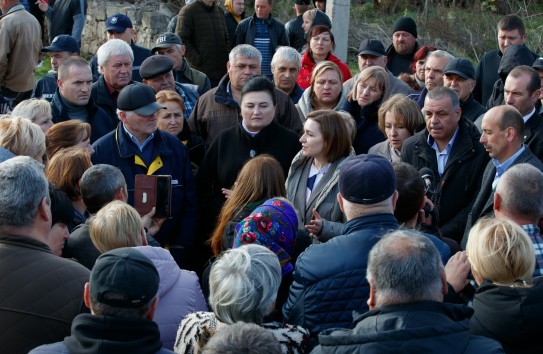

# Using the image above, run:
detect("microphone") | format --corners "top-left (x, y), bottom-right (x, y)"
top-left (420, 167), bottom-right (434, 194)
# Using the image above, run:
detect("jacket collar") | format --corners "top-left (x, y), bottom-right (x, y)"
top-left (115, 123), bottom-right (173, 160)
top-left (0, 233), bottom-right (53, 254)
top-left (342, 213), bottom-right (398, 235)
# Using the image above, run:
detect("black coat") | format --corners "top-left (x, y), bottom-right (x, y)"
top-left (470, 278), bottom-right (543, 354)
top-left (461, 146), bottom-right (543, 248)
top-left (312, 301), bottom-right (504, 354)
top-left (401, 118), bottom-right (489, 243)
top-left (196, 121), bottom-right (301, 217)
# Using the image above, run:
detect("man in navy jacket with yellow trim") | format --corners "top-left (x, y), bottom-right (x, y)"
top-left (91, 83), bottom-right (197, 269)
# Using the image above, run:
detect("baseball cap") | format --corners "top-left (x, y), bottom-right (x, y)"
top-left (90, 247), bottom-right (159, 308)
top-left (533, 57), bottom-right (543, 71)
top-left (117, 83), bottom-right (165, 116)
top-left (339, 154), bottom-right (396, 204)
top-left (41, 35), bottom-right (80, 54)
top-left (444, 58), bottom-right (475, 80)
top-left (139, 55), bottom-right (174, 80)
top-left (105, 14), bottom-right (133, 33)
top-left (152, 32), bottom-right (183, 53)
top-left (358, 39), bottom-right (386, 57)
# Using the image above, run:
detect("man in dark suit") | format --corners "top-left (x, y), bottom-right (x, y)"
top-left (462, 105), bottom-right (543, 248)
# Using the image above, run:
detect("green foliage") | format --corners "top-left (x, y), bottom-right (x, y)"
top-left (35, 58), bottom-right (52, 81)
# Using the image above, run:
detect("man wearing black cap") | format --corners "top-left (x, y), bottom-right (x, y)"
top-left (285, 0), bottom-right (311, 52)
top-left (444, 58), bottom-right (487, 122)
top-left (29, 247), bottom-right (175, 353)
top-left (33, 35), bottom-right (80, 102)
top-left (0, 0), bottom-right (41, 112)
top-left (37, 0), bottom-right (87, 46)
top-left (386, 16), bottom-right (420, 77)
top-left (344, 38), bottom-right (413, 96)
top-left (92, 83), bottom-right (197, 268)
top-left (89, 13), bottom-right (151, 82)
top-left (51, 57), bottom-right (114, 143)
top-left (283, 154), bottom-right (400, 336)
top-left (152, 32), bottom-right (211, 94)
top-left (140, 55), bottom-right (200, 120)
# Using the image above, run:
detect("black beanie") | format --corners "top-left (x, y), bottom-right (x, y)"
top-left (392, 16), bottom-right (417, 38)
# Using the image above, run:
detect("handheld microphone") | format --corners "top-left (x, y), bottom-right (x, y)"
top-left (419, 167), bottom-right (434, 194)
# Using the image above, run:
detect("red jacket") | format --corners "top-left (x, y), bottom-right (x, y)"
top-left (296, 51), bottom-right (352, 89)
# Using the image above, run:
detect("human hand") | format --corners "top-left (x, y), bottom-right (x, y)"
top-left (221, 188), bottom-right (233, 199)
top-left (418, 196), bottom-right (434, 225)
top-left (36, 0), bottom-right (49, 12)
top-left (305, 209), bottom-right (323, 237)
top-left (142, 207), bottom-right (167, 236)
top-left (445, 251), bottom-right (471, 293)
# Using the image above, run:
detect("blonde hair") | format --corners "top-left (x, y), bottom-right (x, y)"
top-left (11, 99), bottom-right (52, 123)
top-left (310, 61), bottom-right (342, 110)
top-left (467, 217), bottom-right (535, 285)
top-left (349, 66), bottom-right (390, 103)
top-left (89, 200), bottom-right (144, 253)
top-left (377, 94), bottom-right (424, 135)
top-left (0, 116), bottom-right (46, 164)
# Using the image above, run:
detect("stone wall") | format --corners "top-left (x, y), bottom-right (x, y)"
top-left (80, 0), bottom-right (181, 57)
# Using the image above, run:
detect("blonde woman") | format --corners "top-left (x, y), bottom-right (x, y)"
top-left (11, 98), bottom-right (54, 132)
top-left (0, 116), bottom-right (46, 164)
top-left (340, 66), bottom-right (391, 154)
top-left (89, 200), bottom-right (208, 350)
top-left (466, 217), bottom-right (543, 353)
top-left (296, 61), bottom-right (347, 122)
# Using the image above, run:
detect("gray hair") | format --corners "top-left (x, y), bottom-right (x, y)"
top-left (229, 44), bottom-right (262, 64)
top-left (367, 230), bottom-right (443, 306)
top-left (271, 46), bottom-right (301, 70)
top-left (497, 163), bottom-right (543, 221)
top-left (425, 86), bottom-right (460, 111)
top-left (425, 50), bottom-right (454, 66)
top-left (209, 244), bottom-right (281, 324)
top-left (11, 99), bottom-right (51, 124)
top-left (0, 156), bottom-right (48, 227)
top-left (202, 322), bottom-right (281, 354)
top-left (80, 164), bottom-right (127, 214)
top-left (97, 39), bottom-right (134, 67)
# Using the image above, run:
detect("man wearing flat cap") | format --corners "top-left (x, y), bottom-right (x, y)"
top-left (29, 247), bottom-right (175, 353)
top-left (285, 0), bottom-right (311, 52)
top-left (344, 38), bottom-right (413, 96)
top-left (33, 35), bottom-right (80, 102)
top-left (444, 58), bottom-right (487, 122)
top-left (140, 55), bottom-right (200, 120)
top-left (283, 154), bottom-right (400, 336)
top-left (92, 83), bottom-right (197, 269)
top-left (152, 32), bottom-right (211, 94)
top-left (386, 16), bottom-right (420, 76)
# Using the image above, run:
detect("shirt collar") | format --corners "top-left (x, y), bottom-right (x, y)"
top-left (122, 123), bottom-right (155, 151)
top-left (492, 144), bottom-right (526, 177)
top-left (427, 126), bottom-right (460, 153)
top-left (522, 107), bottom-right (536, 123)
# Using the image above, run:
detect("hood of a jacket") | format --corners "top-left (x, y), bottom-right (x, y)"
top-left (64, 314), bottom-right (163, 354)
top-left (134, 246), bottom-right (181, 298)
top-left (311, 9), bottom-right (332, 29)
top-left (498, 44), bottom-right (535, 82)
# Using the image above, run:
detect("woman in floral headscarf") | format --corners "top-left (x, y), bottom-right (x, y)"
top-left (233, 197), bottom-right (300, 321)
top-left (224, 0), bottom-right (245, 49)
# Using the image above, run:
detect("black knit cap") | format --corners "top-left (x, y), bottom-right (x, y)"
top-left (392, 16), bottom-right (417, 38)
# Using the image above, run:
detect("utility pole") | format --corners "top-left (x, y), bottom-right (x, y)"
top-left (326, 0), bottom-right (350, 62)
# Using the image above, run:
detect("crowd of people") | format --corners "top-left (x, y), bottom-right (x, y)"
top-left (1, 0), bottom-right (543, 353)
